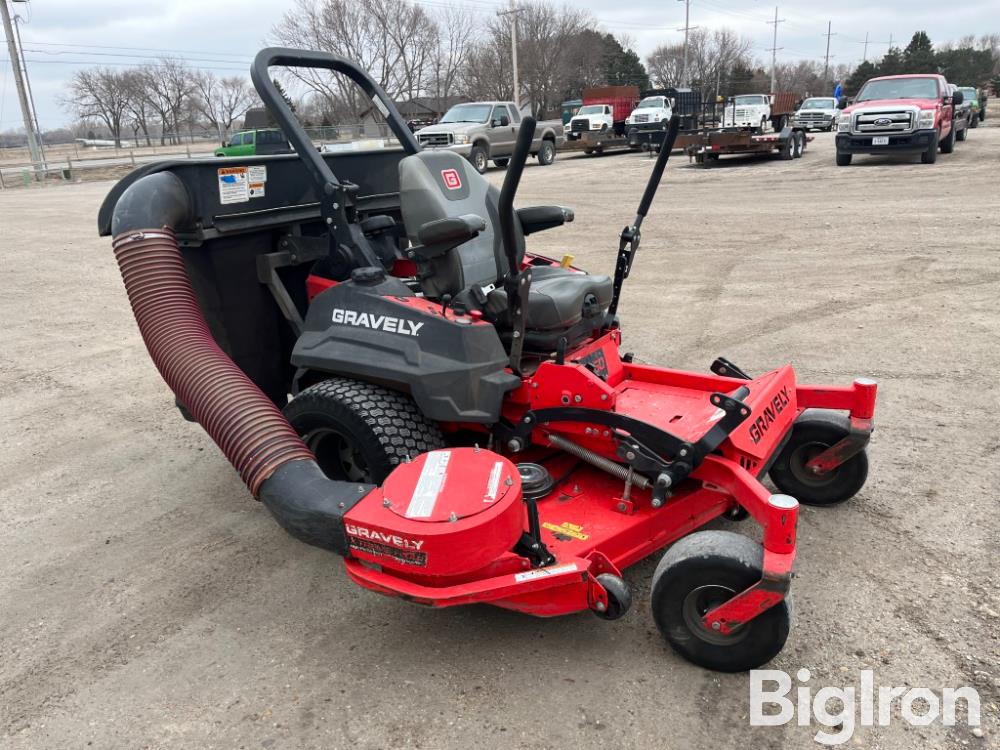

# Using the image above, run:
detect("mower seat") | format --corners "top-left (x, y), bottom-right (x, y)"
top-left (399, 150), bottom-right (611, 344)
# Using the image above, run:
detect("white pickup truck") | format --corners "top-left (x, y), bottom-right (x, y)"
top-left (625, 95), bottom-right (673, 130)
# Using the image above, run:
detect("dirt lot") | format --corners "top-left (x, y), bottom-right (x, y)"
top-left (2, 117), bottom-right (999, 749)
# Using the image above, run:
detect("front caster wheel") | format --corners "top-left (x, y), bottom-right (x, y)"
top-left (768, 410), bottom-right (868, 506)
top-left (651, 531), bottom-right (790, 672)
top-left (594, 573), bottom-right (632, 620)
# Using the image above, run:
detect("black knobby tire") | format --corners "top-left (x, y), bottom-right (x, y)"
top-left (537, 139), bottom-right (556, 165)
top-left (284, 378), bottom-right (446, 483)
top-left (469, 145), bottom-right (489, 173)
top-left (836, 152), bottom-right (852, 166)
top-left (493, 157), bottom-right (510, 168)
top-left (939, 124), bottom-right (955, 154)
top-left (773, 115), bottom-right (786, 132)
top-left (768, 410), bottom-right (868, 506)
top-left (956, 123), bottom-right (967, 142)
top-left (651, 531), bottom-right (791, 672)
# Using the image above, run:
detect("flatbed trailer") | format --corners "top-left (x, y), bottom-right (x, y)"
top-left (638, 126), bottom-right (812, 165)
top-left (561, 128), bottom-right (640, 155)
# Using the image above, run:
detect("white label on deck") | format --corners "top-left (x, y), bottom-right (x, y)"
top-left (405, 451), bottom-right (451, 518)
top-left (514, 563), bottom-right (578, 583)
top-left (485, 461), bottom-right (504, 502)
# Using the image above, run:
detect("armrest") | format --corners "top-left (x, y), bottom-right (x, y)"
top-left (409, 214), bottom-right (487, 260)
top-left (517, 205), bottom-right (575, 236)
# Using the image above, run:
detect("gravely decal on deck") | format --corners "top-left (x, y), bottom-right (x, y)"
top-left (748, 385), bottom-right (792, 445)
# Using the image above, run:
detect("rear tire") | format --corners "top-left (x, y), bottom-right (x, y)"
top-left (772, 114), bottom-right (786, 132)
top-left (537, 139), bottom-right (556, 165)
top-left (792, 131), bottom-right (804, 158)
top-left (492, 157), bottom-right (510, 167)
top-left (835, 152), bottom-right (852, 166)
top-left (779, 137), bottom-right (793, 160)
top-left (768, 410), bottom-right (869, 506)
top-left (284, 378), bottom-right (446, 484)
top-left (651, 531), bottom-right (791, 672)
top-left (970, 115), bottom-right (979, 128)
top-left (956, 124), bottom-right (967, 142)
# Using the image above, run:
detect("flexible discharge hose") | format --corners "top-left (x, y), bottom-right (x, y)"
top-left (112, 226), bottom-right (315, 496)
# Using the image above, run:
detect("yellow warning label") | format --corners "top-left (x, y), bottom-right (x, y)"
top-left (542, 521), bottom-right (589, 541)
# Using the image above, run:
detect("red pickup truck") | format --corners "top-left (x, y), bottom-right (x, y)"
top-left (835, 73), bottom-right (964, 165)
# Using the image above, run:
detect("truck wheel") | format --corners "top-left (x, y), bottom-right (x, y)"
top-left (791, 132), bottom-right (803, 158)
top-left (651, 531), bottom-right (791, 672)
top-left (493, 158), bottom-right (510, 167)
top-left (939, 124), bottom-right (955, 154)
top-left (921, 137), bottom-right (939, 164)
top-left (284, 378), bottom-right (446, 484)
top-left (969, 115), bottom-right (979, 128)
top-left (469, 145), bottom-right (489, 173)
top-left (757, 116), bottom-right (767, 133)
top-left (537, 139), bottom-right (556, 165)
top-left (583, 148), bottom-right (594, 155)
top-left (778, 137), bottom-right (793, 160)
top-left (835, 152), bottom-right (852, 166)
top-left (768, 411), bottom-right (869, 506)
top-left (772, 115), bottom-right (786, 132)
top-left (956, 123), bottom-right (967, 142)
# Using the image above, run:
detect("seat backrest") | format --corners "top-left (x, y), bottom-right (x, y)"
top-left (399, 150), bottom-right (524, 298)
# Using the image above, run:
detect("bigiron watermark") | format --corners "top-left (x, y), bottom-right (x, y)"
top-left (750, 668), bottom-right (981, 746)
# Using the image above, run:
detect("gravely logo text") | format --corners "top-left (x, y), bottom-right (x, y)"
top-left (331, 307), bottom-right (424, 337)
top-left (748, 386), bottom-right (792, 445)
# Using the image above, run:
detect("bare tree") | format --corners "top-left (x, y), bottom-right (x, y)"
top-left (192, 71), bottom-right (258, 142)
top-left (140, 59), bottom-right (195, 144)
top-left (121, 71), bottom-right (154, 146)
top-left (426, 4), bottom-right (476, 113)
top-left (63, 68), bottom-right (130, 146)
top-left (271, 0), bottom-right (440, 119)
top-left (647, 28), bottom-right (752, 97)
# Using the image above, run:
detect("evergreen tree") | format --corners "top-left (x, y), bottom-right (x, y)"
top-left (845, 60), bottom-right (878, 95)
top-left (879, 47), bottom-right (904, 76)
top-left (903, 32), bottom-right (937, 73)
top-left (600, 34), bottom-right (650, 89)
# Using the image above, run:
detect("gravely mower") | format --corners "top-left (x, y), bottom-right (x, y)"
top-left (100, 49), bottom-right (878, 672)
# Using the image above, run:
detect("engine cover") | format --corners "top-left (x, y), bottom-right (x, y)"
top-left (343, 448), bottom-right (524, 577)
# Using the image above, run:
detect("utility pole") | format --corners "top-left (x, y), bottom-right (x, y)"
top-left (676, 0), bottom-right (697, 87)
top-left (888, 33), bottom-right (894, 49)
top-left (822, 21), bottom-right (836, 92)
top-left (1, 0), bottom-right (44, 176)
top-left (12, 9), bottom-right (45, 167)
top-left (766, 6), bottom-right (785, 94)
top-left (497, 1), bottom-right (524, 109)
top-left (860, 31), bottom-right (870, 62)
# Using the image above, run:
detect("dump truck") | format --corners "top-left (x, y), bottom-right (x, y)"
top-left (565, 85), bottom-right (641, 155)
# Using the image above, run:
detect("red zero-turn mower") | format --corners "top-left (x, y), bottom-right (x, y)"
top-left (100, 49), bottom-right (878, 672)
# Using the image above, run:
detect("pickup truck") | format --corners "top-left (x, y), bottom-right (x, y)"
top-left (835, 73), bottom-right (963, 166)
top-left (414, 101), bottom-right (565, 173)
top-left (793, 97), bottom-right (840, 131)
top-left (957, 87), bottom-right (985, 127)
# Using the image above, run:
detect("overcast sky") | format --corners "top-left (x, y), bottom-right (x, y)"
top-left (1, 0), bottom-right (995, 130)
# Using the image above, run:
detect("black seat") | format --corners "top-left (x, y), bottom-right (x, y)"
top-left (398, 150), bottom-right (611, 344)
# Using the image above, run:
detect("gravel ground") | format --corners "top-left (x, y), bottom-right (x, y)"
top-left (2, 118), bottom-right (998, 749)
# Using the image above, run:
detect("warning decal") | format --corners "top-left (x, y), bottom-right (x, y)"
top-left (248, 165), bottom-right (267, 198)
top-left (217, 166), bottom-right (249, 204)
top-left (514, 562), bottom-right (579, 583)
top-left (542, 521), bottom-right (589, 541)
top-left (406, 451), bottom-right (451, 518)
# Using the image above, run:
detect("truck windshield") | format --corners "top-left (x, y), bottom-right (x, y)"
top-left (800, 98), bottom-right (836, 109)
top-left (959, 88), bottom-right (977, 101)
top-left (856, 77), bottom-right (939, 102)
top-left (733, 96), bottom-right (766, 106)
top-left (578, 105), bottom-right (605, 115)
top-left (636, 97), bottom-right (665, 109)
top-left (440, 104), bottom-right (492, 123)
